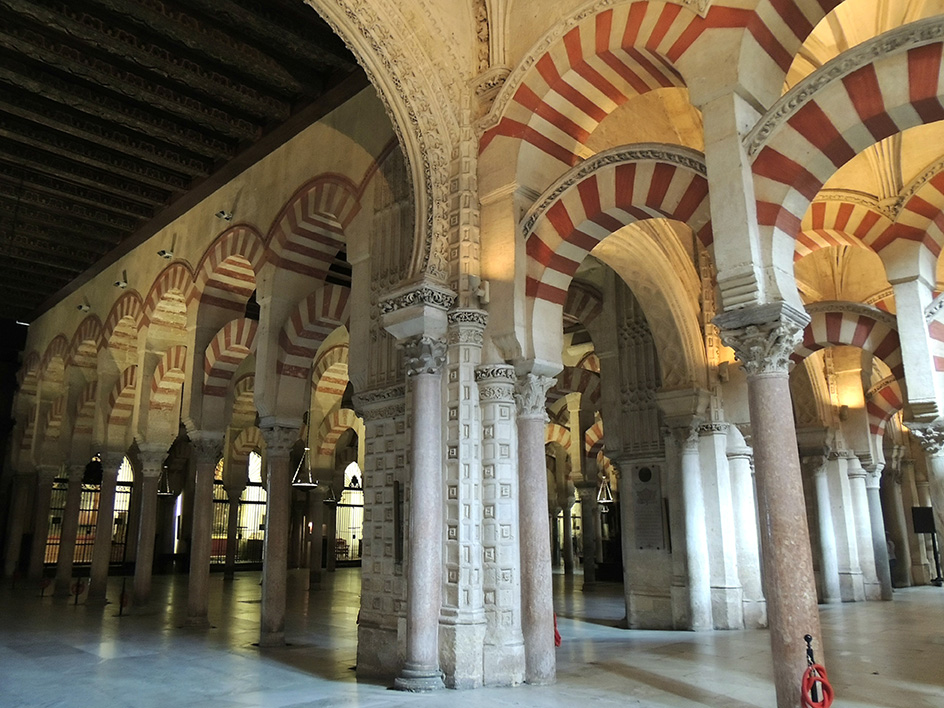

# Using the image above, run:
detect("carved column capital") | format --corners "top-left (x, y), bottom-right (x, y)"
top-left (714, 302), bottom-right (810, 376)
top-left (514, 373), bottom-right (555, 420)
top-left (665, 422), bottom-right (701, 452)
top-left (401, 335), bottom-right (447, 376)
top-left (189, 432), bottom-right (223, 466)
top-left (909, 421), bottom-right (944, 456)
top-left (475, 363), bottom-right (516, 402)
top-left (259, 422), bottom-right (300, 458)
top-left (137, 443), bottom-right (168, 477)
top-left (447, 308), bottom-right (487, 347)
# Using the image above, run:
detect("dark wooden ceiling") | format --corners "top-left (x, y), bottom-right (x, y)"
top-left (0, 0), bottom-right (364, 322)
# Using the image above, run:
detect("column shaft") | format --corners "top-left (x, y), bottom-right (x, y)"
top-left (188, 434), bottom-right (221, 627)
top-left (900, 458), bottom-right (930, 585)
top-left (53, 468), bottom-right (84, 597)
top-left (865, 472), bottom-right (893, 600)
top-left (88, 456), bottom-right (121, 603)
top-left (810, 461), bottom-right (841, 603)
top-left (678, 433), bottom-right (712, 630)
top-left (308, 490), bottom-right (325, 588)
top-left (3, 474), bottom-right (31, 578)
top-left (27, 469), bottom-right (57, 581)
top-left (224, 493), bottom-right (240, 581)
top-left (847, 457), bottom-right (880, 600)
top-left (728, 448), bottom-right (766, 626)
top-left (133, 474), bottom-right (160, 608)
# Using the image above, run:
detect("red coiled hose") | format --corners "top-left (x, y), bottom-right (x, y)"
top-left (801, 663), bottom-right (834, 708)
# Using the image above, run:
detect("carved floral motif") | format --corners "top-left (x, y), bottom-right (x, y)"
top-left (401, 336), bottom-right (447, 376)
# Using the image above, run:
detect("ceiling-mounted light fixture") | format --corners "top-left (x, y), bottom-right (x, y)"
top-left (157, 232), bottom-right (177, 260)
top-left (215, 209), bottom-right (233, 221)
top-left (114, 269), bottom-right (128, 289)
top-left (157, 465), bottom-right (175, 497)
top-left (597, 474), bottom-right (614, 512)
top-left (76, 298), bottom-right (91, 312)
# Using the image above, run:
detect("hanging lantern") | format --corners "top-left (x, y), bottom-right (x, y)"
top-left (597, 475), bottom-right (614, 509)
top-left (157, 465), bottom-right (175, 497)
top-left (291, 447), bottom-right (319, 490)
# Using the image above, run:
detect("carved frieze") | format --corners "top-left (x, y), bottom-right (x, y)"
top-left (259, 425), bottom-right (299, 458)
top-left (379, 282), bottom-right (457, 315)
top-left (514, 374), bottom-right (555, 420)
top-left (715, 304), bottom-right (810, 376)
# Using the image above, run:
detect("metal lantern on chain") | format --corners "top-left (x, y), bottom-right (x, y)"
top-left (157, 465), bottom-right (175, 496)
top-left (292, 446), bottom-right (319, 490)
top-left (597, 474), bottom-right (614, 512)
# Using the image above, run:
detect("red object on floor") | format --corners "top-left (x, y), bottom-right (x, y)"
top-left (801, 663), bottom-right (834, 708)
top-left (554, 613), bottom-right (561, 647)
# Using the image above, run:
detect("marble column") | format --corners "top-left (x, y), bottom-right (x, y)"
top-left (864, 467), bottom-right (893, 600)
top-left (827, 453), bottom-right (865, 601)
top-left (576, 481), bottom-right (598, 590)
top-left (900, 457), bottom-right (931, 585)
top-left (132, 445), bottom-right (165, 610)
top-left (880, 464), bottom-right (911, 588)
top-left (27, 465), bottom-right (58, 581)
top-left (187, 432), bottom-right (222, 627)
top-left (716, 304), bottom-right (822, 708)
top-left (307, 487), bottom-right (326, 589)
top-left (561, 498), bottom-right (574, 575)
top-left (325, 496), bottom-right (337, 573)
top-left (671, 424), bottom-right (712, 630)
top-left (514, 373), bottom-right (556, 685)
top-left (88, 452), bottom-right (123, 604)
top-left (910, 425), bottom-right (944, 546)
top-left (54, 465), bottom-right (86, 597)
top-left (259, 422), bottom-right (298, 646)
top-left (394, 336), bottom-right (446, 692)
top-left (223, 487), bottom-right (242, 581)
top-left (802, 455), bottom-right (841, 604)
top-left (475, 364), bottom-right (525, 686)
top-left (846, 455), bottom-right (880, 600)
top-left (3, 472), bottom-right (32, 578)
top-left (727, 442), bottom-right (766, 627)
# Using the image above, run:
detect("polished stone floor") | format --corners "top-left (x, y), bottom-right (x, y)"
top-left (1, 569), bottom-right (942, 707)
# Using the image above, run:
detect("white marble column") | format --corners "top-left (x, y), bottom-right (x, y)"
top-left (515, 373), bottom-right (556, 685)
top-left (187, 432), bottom-right (222, 627)
top-left (880, 449), bottom-right (911, 588)
top-left (846, 455), bottom-right (880, 600)
top-left (716, 304), bottom-right (822, 708)
top-left (475, 364), bottom-right (525, 686)
top-left (394, 336), bottom-right (447, 692)
top-left (259, 422), bottom-right (298, 646)
top-left (864, 467), bottom-right (893, 600)
top-left (803, 455), bottom-right (841, 604)
top-left (727, 440), bottom-right (766, 626)
top-left (27, 465), bottom-right (58, 581)
top-left (899, 457), bottom-right (931, 585)
top-left (53, 465), bottom-right (85, 597)
top-left (3, 472), bottom-right (32, 578)
top-left (133, 445), bottom-right (165, 610)
top-left (561, 499), bottom-right (574, 575)
top-left (88, 452), bottom-right (123, 604)
top-left (911, 426), bottom-right (944, 549)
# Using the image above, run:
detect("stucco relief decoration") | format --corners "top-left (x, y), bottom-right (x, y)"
top-left (475, 364), bottom-right (516, 401)
top-left (259, 425), bottom-right (300, 457)
top-left (379, 283), bottom-right (457, 315)
top-left (745, 16), bottom-right (944, 157)
top-left (513, 374), bottom-right (555, 420)
top-left (909, 423), bottom-right (944, 456)
top-left (719, 318), bottom-right (806, 376)
top-left (354, 385), bottom-right (407, 421)
top-left (402, 336), bottom-right (447, 376)
top-left (447, 309), bottom-right (487, 346)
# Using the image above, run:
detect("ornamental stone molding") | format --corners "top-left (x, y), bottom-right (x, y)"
top-left (814, 190), bottom-right (893, 220)
top-left (137, 443), bottom-right (168, 477)
top-left (925, 292), bottom-right (944, 323)
top-left (664, 422), bottom-right (701, 450)
top-left (745, 16), bottom-right (944, 157)
top-left (189, 432), bottom-right (223, 464)
top-left (908, 422), bottom-right (944, 456)
top-left (513, 373), bottom-right (555, 420)
top-left (380, 281), bottom-right (457, 315)
top-left (259, 423), bottom-right (300, 458)
top-left (480, 0), bottom-right (709, 134)
top-left (699, 422), bottom-right (730, 436)
top-left (475, 363), bottom-right (516, 402)
top-left (805, 300), bottom-right (897, 329)
top-left (447, 308), bottom-right (487, 347)
top-left (714, 303), bottom-right (810, 376)
top-left (520, 143), bottom-right (707, 237)
top-left (307, 0), bottom-right (460, 282)
top-left (353, 384), bottom-right (407, 421)
top-left (402, 336), bottom-right (447, 376)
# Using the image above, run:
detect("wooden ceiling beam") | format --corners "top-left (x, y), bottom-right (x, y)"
top-left (0, 190), bottom-right (139, 234)
top-left (2, 224), bottom-right (109, 262)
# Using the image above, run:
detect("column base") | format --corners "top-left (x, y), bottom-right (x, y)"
top-left (258, 630), bottom-right (284, 647)
top-left (185, 615), bottom-right (211, 629)
top-left (483, 640), bottom-right (525, 686)
top-left (393, 664), bottom-right (444, 692)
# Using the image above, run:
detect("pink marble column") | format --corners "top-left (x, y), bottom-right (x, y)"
top-left (54, 466), bottom-right (86, 597)
top-left (27, 466), bottom-right (58, 581)
top-left (717, 304), bottom-right (822, 708)
top-left (515, 373), bottom-right (556, 685)
top-left (88, 452), bottom-right (123, 604)
top-left (3, 473), bottom-right (32, 578)
top-left (394, 336), bottom-right (446, 692)
top-left (259, 422), bottom-right (298, 646)
top-left (223, 488), bottom-right (241, 581)
top-left (132, 445), bottom-right (165, 610)
top-left (187, 432), bottom-right (222, 627)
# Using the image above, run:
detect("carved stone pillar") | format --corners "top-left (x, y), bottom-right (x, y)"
top-left (394, 335), bottom-right (447, 692)
top-left (514, 372), bottom-right (556, 685)
top-left (864, 466), bottom-right (893, 600)
top-left (307, 486), bottom-right (326, 589)
top-left (259, 422), bottom-right (298, 646)
top-left (3, 472), bottom-right (32, 578)
top-left (910, 424), bottom-right (944, 547)
top-left (28, 465), bottom-right (59, 581)
top-left (827, 451), bottom-right (865, 601)
top-left (575, 481), bottom-right (598, 590)
top-left (727, 441), bottom-right (766, 627)
top-left (186, 432), bottom-right (222, 627)
top-left (475, 363), bottom-right (525, 686)
top-left (801, 455), bottom-right (841, 604)
top-left (53, 465), bottom-right (85, 597)
top-left (132, 445), bottom-right (165, 610)
top-left (846, 455), bottom-right (880, 600)
top-left (223, 483), bottom-right (244, 582)
top-left (880, 459), bottom-right (910, 588)
top-left (716, 304), bottom-right (821, 708)
top-left (88, 451), bottom-right (124, 604)
top-left (440, 310), bottom-right (487, 688)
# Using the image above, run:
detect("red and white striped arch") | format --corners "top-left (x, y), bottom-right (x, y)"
top-left (141, 262), bottom-right (194, 327)
top-left (866, 377), bottom-right (904, 436)
top-left (73, 381), bottom-right (97, 439)
top-left (203, 319), bottom-right (257, 397)
top-left (875, 171), bottom-right (944, 259)
top-left (796, 198), bottom-right (892, 261)
top-left (751, 30), bottom-right (944, 276)
top-left (231, 374), bottom-right (256, 426)
top-left (232, 425), bottom-right (265, 459)
top-left (792, 305), bottom-right (904, 384)
top-left (106, 365), bottom-right (137, 433)
top-left (525, 145), bottom-right (711, 307)
top-left (585, 418), bottom-right (605, 458)
top-left (102, 291), bottom-right (143, 345)
top-left (68, 315), bottom-right (104, 365)
top-left (313, 343), bottom-right (349, 384)
top-left (564, 281), bottom-right (603, 330)
top-left (545, 422), bottom-right (572, 451)
top-left (44, 395), bottom-right (66, 443)
top-left (482, 3), bottom-right (703, 169)
top-left (548, 367), bottom-right (601, 408)
top-left (40, 335), bottom-right (70, 376)
top-left (19, 351), bottom-right (39, 394)
top-left (743, 0), bottom-right (842, 77)
top-left (316, 407), bottom-right (358, 458)
top-left (193, 226), bottom-right (264, 312)
top-left (928, 319), bottom-right (944, 373)
top-left (267, 175), bottom-right (360, 278)
top-left (150, 345), bottom-right (187, 411)
top-left (277, 284), bottom-right (350, 379)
